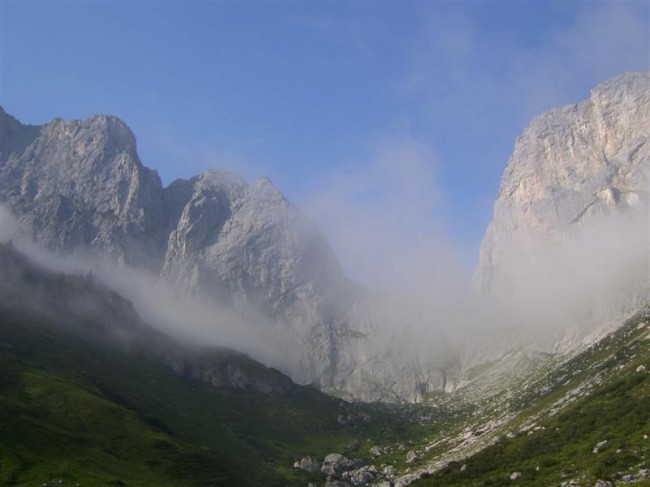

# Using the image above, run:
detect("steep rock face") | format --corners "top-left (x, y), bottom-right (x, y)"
top-left (161, 172), bottom-right (352, 314)
top-left (4, 72), bottom-right (645, 403)
top-left (0, 107), bottom-right (362, 394)
top-left (0, 111), bottom-right (167, 270)
top-left (476, 72), bottom-right (649, 303)
top-left (0, 107), bottom-right (41, 165)
top-left (160, 170), bottom-right (360, 386)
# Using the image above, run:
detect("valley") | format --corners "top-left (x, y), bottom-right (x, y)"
top-left (0, 61), bottom-right (647, 486)
top-left (0, 243), bottom-right (648, 486)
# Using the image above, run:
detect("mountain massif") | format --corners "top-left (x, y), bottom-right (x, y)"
top-left (476, 72), bottom-right (649, 318)
top-left (0, 104), bottom-right (448, 402)
top-left (1, 72), bottom-right (648, 404)
top-left (0, 72), bottom-right (649, 486)
top-left (0, 105), bottom-right (366, 394)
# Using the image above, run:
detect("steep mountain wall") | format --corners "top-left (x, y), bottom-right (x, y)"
top-left (0, 108), bottom-right (168, 270)
top-left (0, 107), bottom-right (387, 397)
top-left (2, 71), bottom-right (647, 402)
top-left (475, 72), bottom-right (649, 334)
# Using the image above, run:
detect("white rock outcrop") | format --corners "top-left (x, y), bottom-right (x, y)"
top-left (477, 72), bottom-right (649, 294)
top-left (475, 71), bottom-right (649, 339)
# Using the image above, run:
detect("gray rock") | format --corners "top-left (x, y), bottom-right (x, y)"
top-left (405, 451), bottom-right (418, 463)
top-left (0, 106), bottom-right (471, 403)
top-left (510, 472), bottom-right (522, 480)
top-left (594, 439), bottom-right (608, 453)
top-left (475, 71), bottom-right (650, 343)
top-left (383, 466), bottom-right (398, 476)
top-left (0, 106), bottom-right (453, 402)
top-left (0, 107), bottom-right (380, 396)
top-left (295, 456), bottom-right (320, 473)
top-left (321, 453), bottom-right (354, 476)
top-left (370, 446), bottom-right (384, 457)
top-left (4, 71), bottom-right (646, 403)
top-left (594, 481), bottom-right (613, 487)
top-left (325, 481), bottom-right (350, 487)
top-left (349, 468), bottom-right (374, 485)
top-left (0, 112), bottom-right (168, 270)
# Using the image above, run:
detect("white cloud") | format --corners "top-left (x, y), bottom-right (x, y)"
top-left (305, 132), bottom-right (468, 294)
top-left (400, 2), bottom-right (649, 130)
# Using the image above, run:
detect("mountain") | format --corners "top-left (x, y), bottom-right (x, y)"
top-left (0, 105), bottom-right (463, 402)
top-left (0, 106), bottom-right (371, 396)
top-left (0, 242), bottom-right (296, 395)
top-left (0, 108), bottom-right (168, 270)
top-left (1, 71), bottom-right (648, 403)
top-left (475, 72), bottom-right (649, 328)
top-left (1, 72), bottom-right (649, 485)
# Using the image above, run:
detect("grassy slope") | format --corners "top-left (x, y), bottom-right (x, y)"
top-left (0, 308), bottom-right (428, 487)
top-left (412, 308), bottom-right (650, 486)
top-left (1, 242), bottom-right (646, 486)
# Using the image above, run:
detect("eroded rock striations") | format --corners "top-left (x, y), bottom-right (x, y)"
top-left (0, 108), bottom-right (167, 269)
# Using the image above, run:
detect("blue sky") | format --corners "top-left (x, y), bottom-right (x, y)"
top-left (1, 1), bottom-right (648, 284)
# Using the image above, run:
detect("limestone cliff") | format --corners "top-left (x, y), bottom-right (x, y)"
top-left (476, 72), bottom-right (649, 313)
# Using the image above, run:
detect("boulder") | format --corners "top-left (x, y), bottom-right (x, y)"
top-left (405, 451), bottom-right (418, 463)
top-left (295, 456), bottom-right (320, 473)
top-left (321, 453), bottom-right (354, 476)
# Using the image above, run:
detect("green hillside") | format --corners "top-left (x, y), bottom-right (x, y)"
top-left (0, 306), bottom-right (433, 487)
top-left (0, 244), bottom-right (426, 486)
top-left (412, 308), bottom-right (650, 487)
top-left (1, 243), bottom-right (648, 487)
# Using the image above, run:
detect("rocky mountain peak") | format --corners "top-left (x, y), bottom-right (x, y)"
top-left (2, 71), bottom-right (646, 403)
top-left (249, 176), bottom-right (283, 198)
top-left (475, 71), bottom-right (649, 327)
top-left (0, 107), bottom-right (366, 395)
top-left (0, 106), bottom-right (42, 166)
top-left (42, 114), bottom-right (137, 153)
top-left (0, 108), bottom-right (166, 269)
top-left (197, 169), bottom-right (247, 192)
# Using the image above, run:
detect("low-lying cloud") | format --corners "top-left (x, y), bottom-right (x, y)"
top-left (0, 205), bottom-right (292, 372)
top-left (302, 127), bottom-right (649, 358)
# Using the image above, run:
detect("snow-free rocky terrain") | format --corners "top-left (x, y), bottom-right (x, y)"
top-left (475, 72), bottom-right (649, 320)
top-left (0, 103), bottom-right (454, 402)
top-left (1, 73), bottom-right (648, 402)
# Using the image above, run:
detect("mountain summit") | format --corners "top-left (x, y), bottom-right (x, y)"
top-left (475, 72), bottom-right (649, 346)
top-left (1, 72), bottom-right (648, 401)
top-left (0, 107), bottom-right (363, 392)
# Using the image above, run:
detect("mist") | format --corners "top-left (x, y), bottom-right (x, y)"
top-left (0, 205), bottom-right (293, 373)
top-left (1, 155), bottom-right (648, 381)
top-left (302, 133), bottom-right (649, 360)
top-left (482, 209), bottom-right (650, 347)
